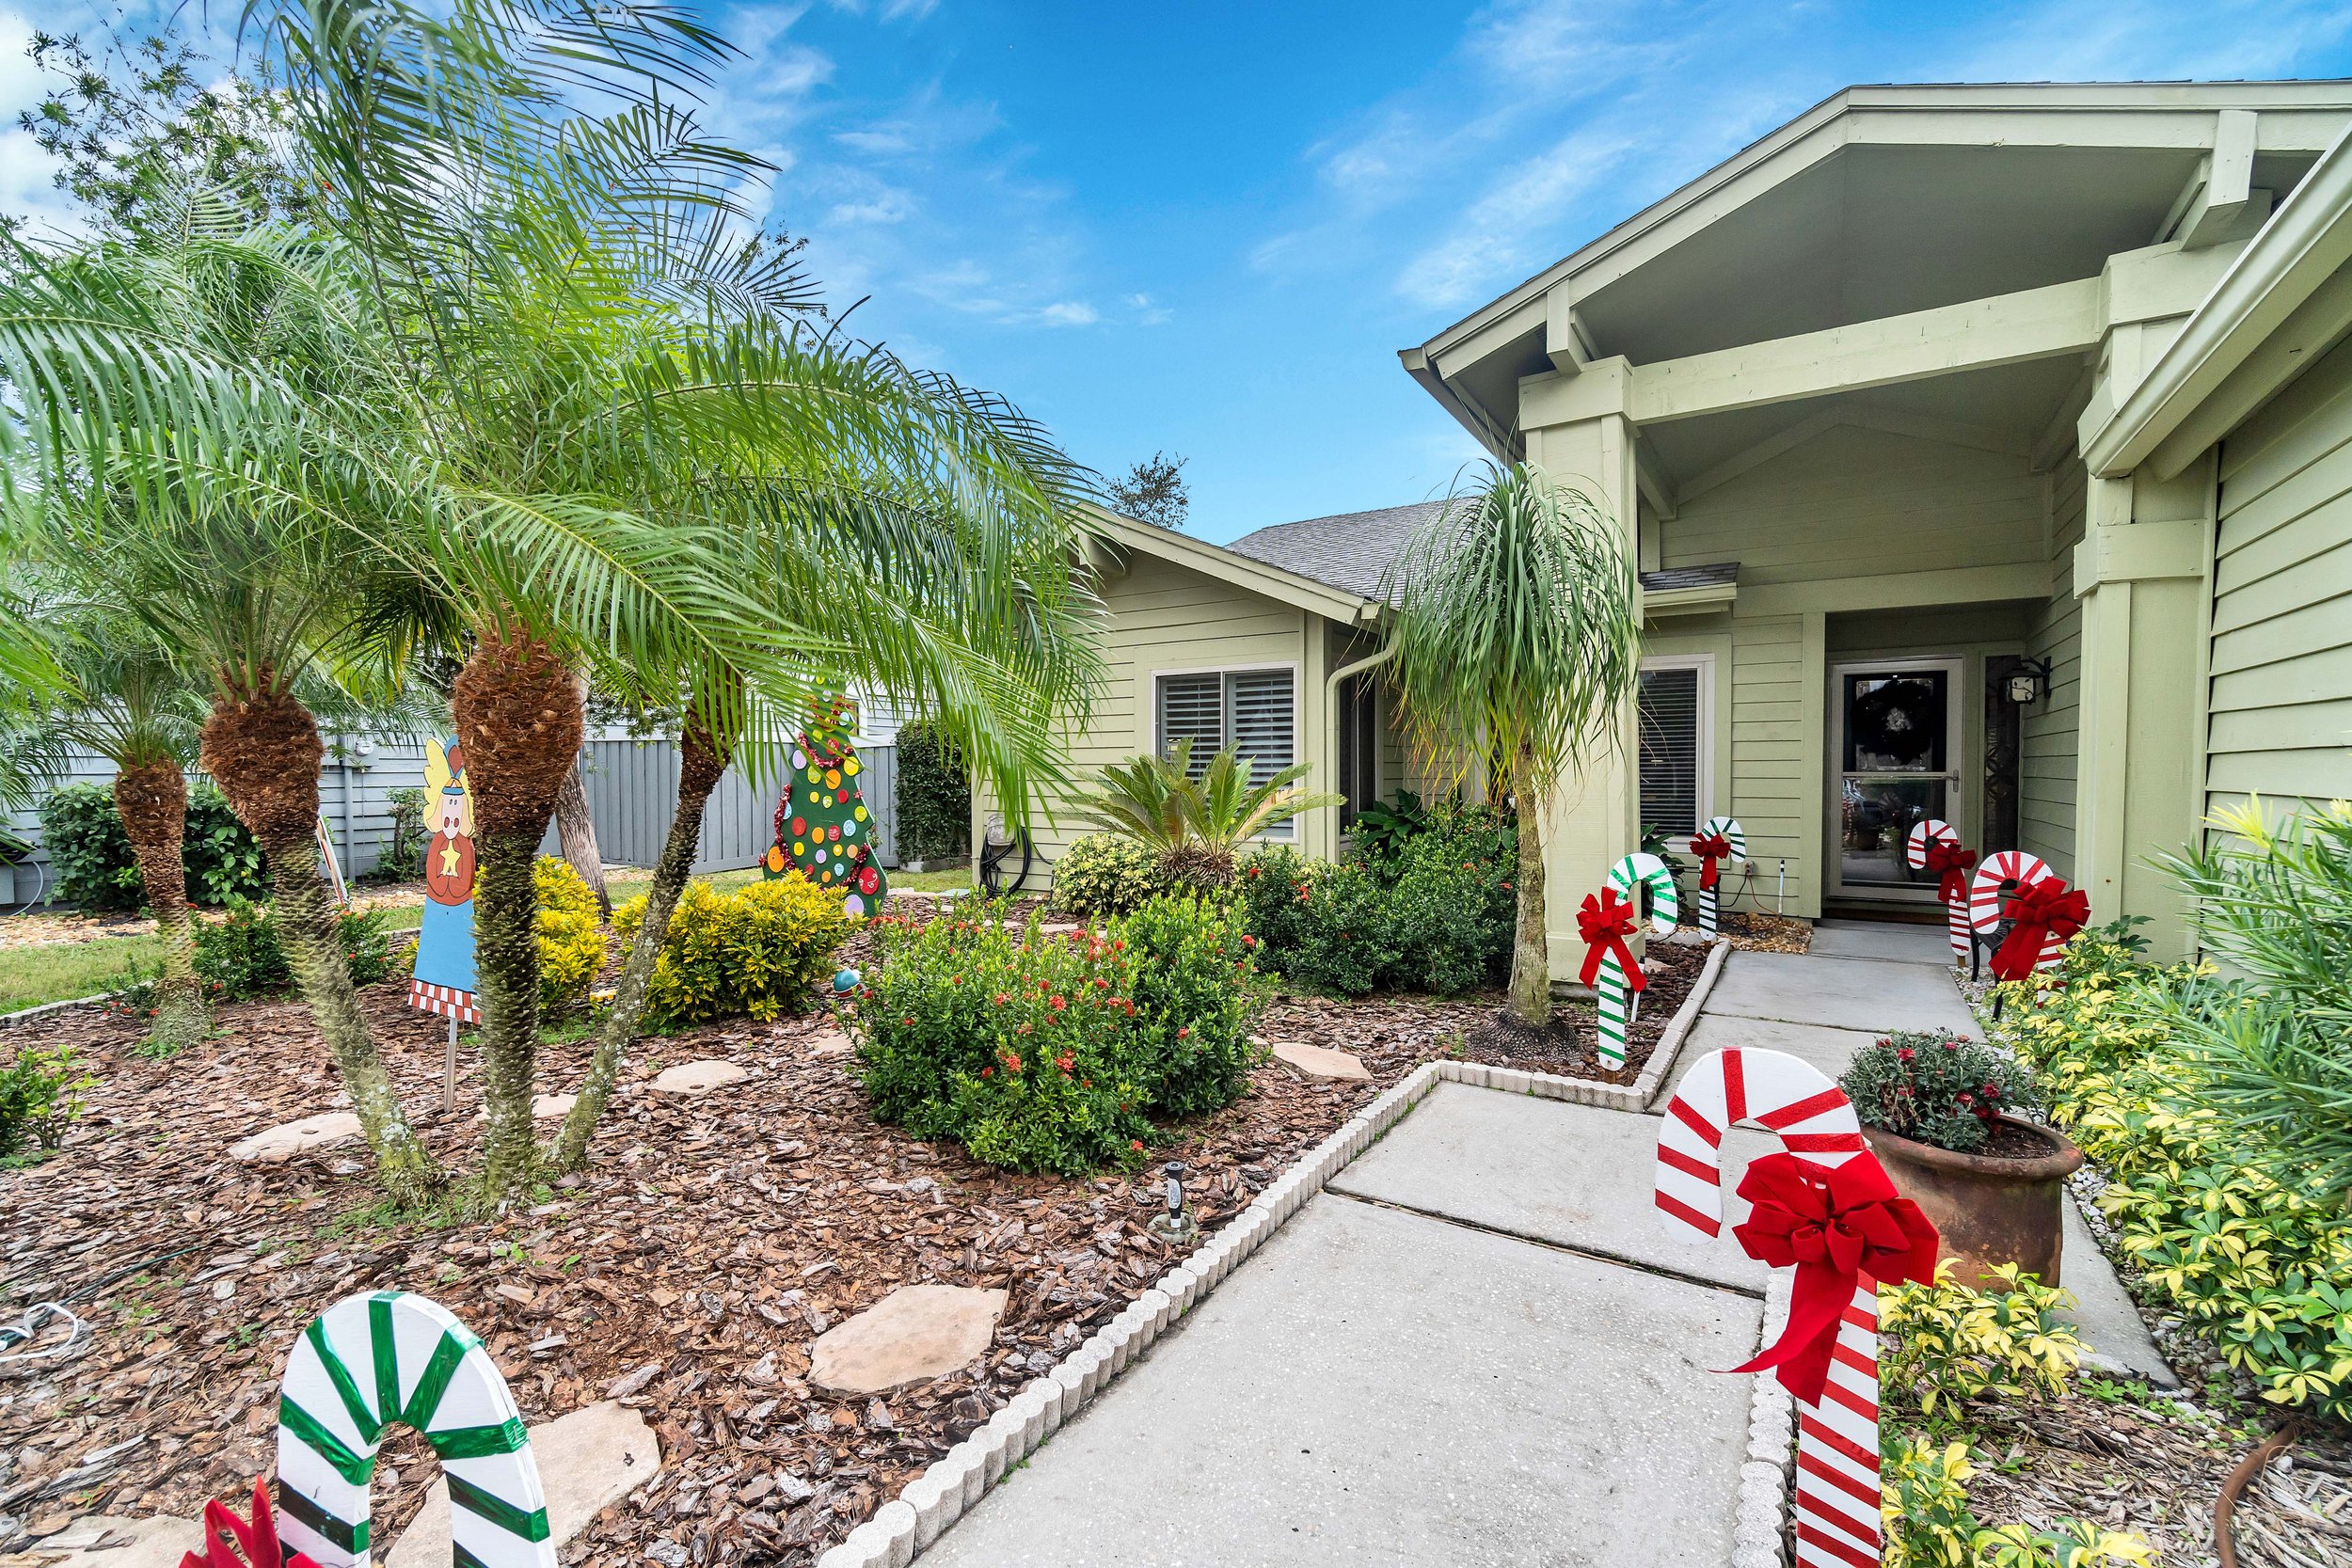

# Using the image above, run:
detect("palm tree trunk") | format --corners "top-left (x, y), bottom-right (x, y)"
top-left (1506, 743), bottom-right (1550, 1028)
top-left (200, 681), bottom-right (439, 1204)
top-left (453, 624), bottom-right (584, 1204)
top-left (112, 758), bottom-right (207, 1053)
top-left (547, 714), bottom-right (726, 1171)
top-left (551, 761), bottom-right (610, 920)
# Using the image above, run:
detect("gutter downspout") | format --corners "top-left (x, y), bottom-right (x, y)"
top-left (1326, 633), bottom-right (1398, 843)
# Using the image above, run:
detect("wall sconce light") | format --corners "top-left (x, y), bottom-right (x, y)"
top-left (2005, 657), bottom-right (2052, 705)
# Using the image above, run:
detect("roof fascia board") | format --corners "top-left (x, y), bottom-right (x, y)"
top-left (2082, 122), bottom-right (2352, 479)
top-left (1081, 507), bottom-right (1383, 625)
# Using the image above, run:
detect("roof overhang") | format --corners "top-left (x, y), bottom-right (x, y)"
top-left (2081, 122), bottom-right (2352, 480)
top-left (1077, 505), bottom-right (1385, 626)
top-left (1405, 83), bottom-right (2352, 461)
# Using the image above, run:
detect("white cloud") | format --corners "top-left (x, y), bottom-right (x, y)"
top-left (1393, 125), bottom-right (1637, 309)
top-left (1030, 300), bottom-right (1097, 327)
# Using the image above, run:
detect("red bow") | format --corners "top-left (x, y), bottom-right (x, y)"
top-left (1689, 832), bottom-right (1733, 890)
top-left (179, 1480), bottom-right (322, 1568)
top-left (1990, 877), bottom-right (2090, 981)
top-left (1728, 1153), bottom-right (1939, 1405)
top-left (1577, 887), bottom-right (1645, 991)
top-left (1922, 840), bottom-right (1977, 907)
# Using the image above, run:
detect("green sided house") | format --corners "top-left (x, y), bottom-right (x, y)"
top-left (1001, 81), bottom-right (2352, 976)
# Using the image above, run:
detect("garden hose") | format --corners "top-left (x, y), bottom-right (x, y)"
top-left (2214, 1418), bottom-right (2303, 1568)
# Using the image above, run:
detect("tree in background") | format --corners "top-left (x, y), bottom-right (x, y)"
top-left (1109, 451), bottom-right (1188, 530)
top-left (1379, 465), bottom-right (1642, 1032)
top-left (894, 720), bottom-right (971, 864)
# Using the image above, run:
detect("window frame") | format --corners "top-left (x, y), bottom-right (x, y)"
top-left (1637, 652), bottom-right (1716, 836)
top-left (1150, 660), bottom-right (1303, 841)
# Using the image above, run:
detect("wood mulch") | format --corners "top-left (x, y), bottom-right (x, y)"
top-left (1444, 936), bottom-right (1709, 1083)
top-left (0, 934), bottom-right (1500, 1566)
top-left (1892, 1383), bottom-right (2352, 1567)
top-left (1719, 910), bottom-right (1810, 954)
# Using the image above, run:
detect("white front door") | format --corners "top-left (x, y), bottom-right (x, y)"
top-left (1828, 658), bottom-right (1963, 902)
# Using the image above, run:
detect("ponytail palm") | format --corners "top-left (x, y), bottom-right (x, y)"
top-left (1380, 464), bottom-right (1641, 1028)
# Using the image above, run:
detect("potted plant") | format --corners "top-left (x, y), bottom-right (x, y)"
top-left (1838, 1032), bottom-right (2082, 1288)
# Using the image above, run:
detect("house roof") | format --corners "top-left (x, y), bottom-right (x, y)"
top-left (1224, 500), bottom-right (1455, 601)
top-left (2082, 119), bottom-right (2352, 480)
top-left (1228, 501), bottom-right (1735, 608)
top-left (1079, 504), bottom-right (1383, 625)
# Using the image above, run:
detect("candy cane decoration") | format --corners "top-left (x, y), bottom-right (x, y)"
top-left (1655, 1049), bottom-right (1938, 1568)
top-left (1688, 816), bottom-right (1745, 937)
top-left (1905, 818), bottom-right (1971, 962)
top-left (1596, 852), bottom-right (1678, 1069)
top-left (1968, 850), bottom-right (2066, 974)
top-left (276, 1292), bottom-right (555, 1568)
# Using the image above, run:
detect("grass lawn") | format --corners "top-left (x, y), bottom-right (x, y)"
top-left (0, 867), bottom-right (972, 1016)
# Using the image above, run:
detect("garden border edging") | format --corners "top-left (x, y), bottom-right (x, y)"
top-left (816, 940), bottom-right (1741, 1568)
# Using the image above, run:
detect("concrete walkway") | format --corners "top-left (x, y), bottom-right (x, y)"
top-left (922, 922), bottom-right (2175, 1566)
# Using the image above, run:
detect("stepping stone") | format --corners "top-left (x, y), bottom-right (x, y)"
top-left (229, 1111), bottom-right (363, 1164)
top-left (1270, 1039), bottom-right (1370, 1081)
top-left (809, 1284), bottom-right (1007, 1394)
top-left (386, 1402), bottom-right (660, 1568)
top-left (804, 1028), bottom-right (854, 1059)
top-left (24, 1514), bottom-right (200, 1568)
top-left (652, 1060), bottom-right (747, 1094)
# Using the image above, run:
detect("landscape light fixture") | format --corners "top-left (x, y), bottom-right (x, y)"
top-left (1148, 1161), bottom-right (1199, 1247)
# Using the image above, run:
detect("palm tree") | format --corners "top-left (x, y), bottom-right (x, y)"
top-left (1379, 464), bottom-right (1642, 1029)
top-left (4, 596), bottom-right (211, 1051)
top-left (1073, 740), bottom-right (1340, 891)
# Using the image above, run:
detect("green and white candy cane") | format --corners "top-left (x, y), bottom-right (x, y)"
top-left (1689, 816), bottom-right (1746, 937)
top-left (1598, 852), bottom-right (1679, 1068)
top-left (277, 1291), bottom-right (554, 1568)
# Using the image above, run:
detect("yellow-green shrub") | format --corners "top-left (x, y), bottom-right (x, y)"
top-left (534, 856), bottom-right (607, 1013)
top-left (1881, 1438), bottom-right (2154, 1568)
top-left (1879, 1262), bottom-right (2082, 1416)
top-left (613, 874), bottom-right (855, 1026)
top-left (1989, 930), bottom-right (2352, 1421)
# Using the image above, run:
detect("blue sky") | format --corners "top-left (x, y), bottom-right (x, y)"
top-left (5, 1), bottom-right (2351, 541)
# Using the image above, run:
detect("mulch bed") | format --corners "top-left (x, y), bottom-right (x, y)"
top-left (0, 943), bottom-right (1490, 1565)
top-left (1446, 936), bottom-right (1709, 1082)
top-left (1719, 911), bottom-right (1810, 954)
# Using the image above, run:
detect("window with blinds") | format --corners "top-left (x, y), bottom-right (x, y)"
top-left (1638, 663), bottom-right (1704, 836)
top-left (1155, 667), bottom-right (1297, 837)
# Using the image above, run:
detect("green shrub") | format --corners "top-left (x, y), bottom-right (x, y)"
top-left (0, 1042), bottom-right (93, 1160)
top-left (1119, 894), bottom-right (1266, 1116)
top-left (1879, 1437), bottom-right (2153, 1568)
top-left (370, 785), bottom-right (429, 882)
top-left (197, 898), bottom-right (394, 999)
top-left (35, 780), bottom-right (264, 910)
top-left (1878, 1262), bottom-right (2081, 1417)
top-left (1350, 788), bottom-right (1432, 863)
top-left (1991, 929), bottom-right (2352, 1422)
top-left (612, 873), bottom-right (855, 1026)
top-left (1049, 832), bottom-right (1168, 917)
top-left (533, 856), bottom-right (607, 1013)
top-left (895, 721), bottom-right (970, 863)
top-left (850, 906), bottom-right (1156, 1175)
top-left (850, 896), bottom-right (1264, 1174)
top-left (1382, 832), bottom-right (1514, 996)
top-left (37, 783), bottom-right (144, 909)
top-left (183, 784), bottom-right (266, 905)
top-left (1236, 847), bottom-right (1393, 995)
top-left (1839, 1030), bottom-right (2034, 1154)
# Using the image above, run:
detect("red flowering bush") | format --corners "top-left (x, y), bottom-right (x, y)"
top-left (1838, 1030), bottom-right (2037, 1154)
top-left (849, 896), bottom-right (1262, 1174)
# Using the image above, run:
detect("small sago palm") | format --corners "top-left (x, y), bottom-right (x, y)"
top-left (1380, 463), bottom-right (1641, 1029)
top-left (1076, 740), bottom-right (1338, 889)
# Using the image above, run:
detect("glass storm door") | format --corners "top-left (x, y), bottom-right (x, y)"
top-left (1830, 659), bottom-right (1961, 900)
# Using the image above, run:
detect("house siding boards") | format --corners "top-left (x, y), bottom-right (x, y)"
top-left (2022, 455), bottom-right (2088, 877)
top-left (1005, 550), bottom-right (1311, 890)
top-left (2209, 333), bottom-right (2352, 817)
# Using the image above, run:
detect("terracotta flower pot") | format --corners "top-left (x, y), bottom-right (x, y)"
top-left (1861, 1114), bottom-right (2084, 1290)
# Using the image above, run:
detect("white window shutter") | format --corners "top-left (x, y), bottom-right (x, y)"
top-left (1638, 666), bottom-right (1702, 835)
top-left (1227, 670), bottom-right (1295, 787)
top-left (1158, 673), bottom-right (1224, 774)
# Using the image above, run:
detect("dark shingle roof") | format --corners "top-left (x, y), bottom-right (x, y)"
top-left (1224, 501), bottom-right (1455, 602)
top-left (1226, 501), bottom-right (1736, 605)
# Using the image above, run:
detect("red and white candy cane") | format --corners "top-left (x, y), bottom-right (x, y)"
top-left (1655, 1048), bottom-right (1939, 1568)
top-left (1904, 818), bottom-right (1972, 963)
top-left (1689, 816), bottom-right (1745, 938)
top-left (1968, 850), bottom-right (2067, 974)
